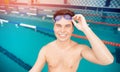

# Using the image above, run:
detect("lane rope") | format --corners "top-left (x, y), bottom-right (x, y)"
top-left (0, 19), bottom-right (120, 47)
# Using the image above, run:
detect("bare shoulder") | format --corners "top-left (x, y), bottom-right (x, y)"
top-left (74, 43), bottom-right (90, 51)
top-left (71, 41), bottom-right (84, 51)
top-left (40, 41), bottom-right (56, 50)
top-left (77, 44), bottom-right (91, 54)
top-left (78, 44), bottom-right (89, 48)
top-left (38, 41), bottom-right (55, 56)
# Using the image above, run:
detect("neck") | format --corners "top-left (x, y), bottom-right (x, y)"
top-left (56, 39), bottom-right (72, 49)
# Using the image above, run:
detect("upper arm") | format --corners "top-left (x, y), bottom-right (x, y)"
top-left (81, 45), bottom-right (102, 65)
top-left (29, 47), bottom-right (46, 72)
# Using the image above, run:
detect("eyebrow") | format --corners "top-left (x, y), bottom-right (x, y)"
top-left (55, 23), bottom-right (71, 25)
top-left (55, 23), bottom-right (61, 25)
top-left (55, 24), bottom-right (73, 27)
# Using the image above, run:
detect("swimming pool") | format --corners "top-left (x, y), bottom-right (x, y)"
top-left (0, 4), bottom-right (120, 72)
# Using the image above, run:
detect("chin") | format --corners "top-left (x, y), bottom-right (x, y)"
top-left (57, 37), bottom-right (70, 42)
top-left (58, 39), bottom-right (67, 42)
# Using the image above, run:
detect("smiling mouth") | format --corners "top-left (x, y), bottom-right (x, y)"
top-left (59, 34), bottom-right (67, 38)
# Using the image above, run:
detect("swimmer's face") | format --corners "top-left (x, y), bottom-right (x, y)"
top-left (54, 17), bottom-right (73, 42)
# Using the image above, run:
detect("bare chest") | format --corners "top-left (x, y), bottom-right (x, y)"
top-left (46, 49), bottom-right (82, 68)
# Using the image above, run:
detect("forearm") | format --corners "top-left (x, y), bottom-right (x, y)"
top-left (82, 26), bottom-right (114, 64)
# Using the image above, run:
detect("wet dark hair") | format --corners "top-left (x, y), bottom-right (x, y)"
top-left (53, 9), bottom-right (75, 20)
top-left (53, 9), bottom-right (75, 27)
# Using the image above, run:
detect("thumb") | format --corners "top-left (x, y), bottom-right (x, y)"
top-left (72, 20), bottom-right (82, 30)
top-left (72, 20), bottom-right (77, 27)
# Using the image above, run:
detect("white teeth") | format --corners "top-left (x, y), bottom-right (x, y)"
top-left (59, 34), bottom-right (66, 37)
top-left (60, 35), bottom-right (65, 36)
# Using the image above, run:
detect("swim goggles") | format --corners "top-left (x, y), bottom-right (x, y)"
top-left (54, 14), bottom-right (72, 22)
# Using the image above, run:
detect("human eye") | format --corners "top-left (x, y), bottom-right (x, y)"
top-left (66, 24), bottom-right (71, 27)
top-left (56, 24), bottom-right (61, 27)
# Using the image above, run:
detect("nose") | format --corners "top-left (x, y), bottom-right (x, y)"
top-left (61, 27), bottom-right (65, 33)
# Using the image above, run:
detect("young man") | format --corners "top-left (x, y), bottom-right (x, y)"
top-left (29, 9), bottom-right (114, 72)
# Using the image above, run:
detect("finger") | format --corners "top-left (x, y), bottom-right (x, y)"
top-left (72, 20), bottom-right (77, 26)
top-left (73, 14), bottom-right (81, 21)
top-left (72, 16), bottom-right (77, 20)
top-left (76, 14), bottom-right (86, 23)
top-left (76, 14), bottom-right (84, 20)
top-left (73, 14), bottom-right (80, 19)
top-left (77, 17), bottom-right (81, 21)
top-left (76, 15), bottom-right (80, 20)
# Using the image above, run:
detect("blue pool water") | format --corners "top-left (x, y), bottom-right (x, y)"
top-left (0, 10), bottom-right (120, 72)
